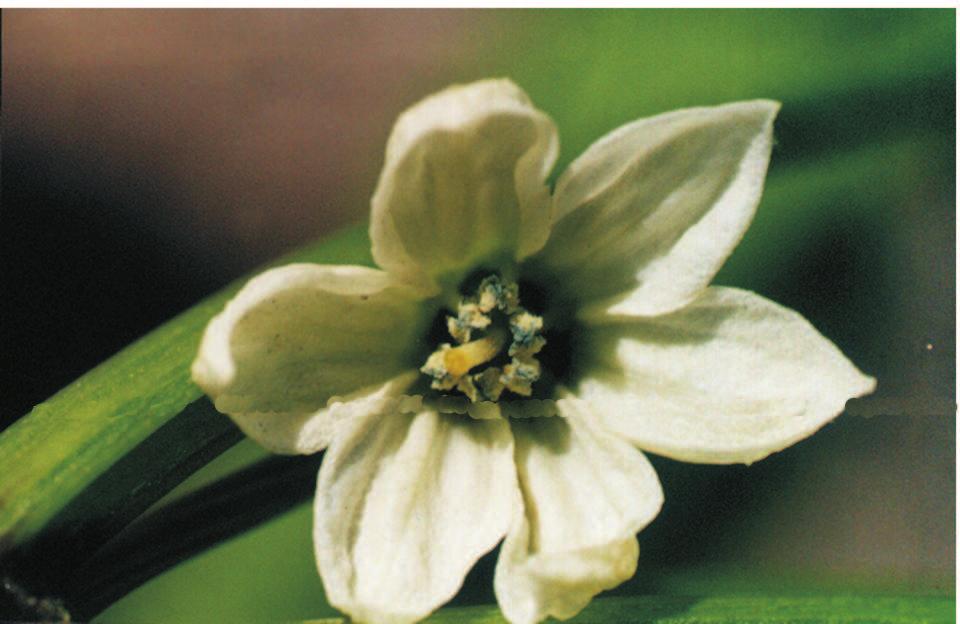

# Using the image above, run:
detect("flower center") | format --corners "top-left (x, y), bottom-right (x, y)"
top-left (420, 275), bottom-right (546, 402)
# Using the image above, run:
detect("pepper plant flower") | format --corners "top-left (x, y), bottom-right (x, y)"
top-left (192, 79), bottom-right (875, 624)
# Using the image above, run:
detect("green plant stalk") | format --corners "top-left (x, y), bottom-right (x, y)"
top-left (71, 453), bottom-right (323, 618)
top-left (0, 224), bottom-right (372, 559)
top-left (297, 593), bottom-right (960, 624)
top-left (423, 593), bottom-right (956, 623)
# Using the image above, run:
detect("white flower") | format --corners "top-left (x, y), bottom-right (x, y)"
top-left (192, 79), bottom-right (875, 624)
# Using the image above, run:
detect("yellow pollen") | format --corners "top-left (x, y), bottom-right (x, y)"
top-left (443, 329), bottom-right (508, 378)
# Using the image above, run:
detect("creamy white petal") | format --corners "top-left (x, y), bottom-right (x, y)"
top-left (315, 408), bottom-right (518, 624)
top-left (371, 79), bottom-right (558, 291)
top-left (578, 287), bottom-right (877, 464)
top-left (192, 264), bottom-right (429, 453)
top-left (225, 373), bottom-right (416, 455)
top-left (535, 100), bottom-right (779, 317)
top-left (495, 398), bottom-right (663, 624)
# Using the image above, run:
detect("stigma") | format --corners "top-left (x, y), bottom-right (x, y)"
top-left (420, 275), bottom-right (546, 402)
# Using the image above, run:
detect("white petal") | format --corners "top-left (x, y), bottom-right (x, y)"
top-left (192, 264), bottom-right (428, 453)
top-left (371, 79), bottom-right (558, 291)
top-left (315, 408), bottom-right (518, 624)
top-left (225, 373), bottom-right (416, 455)
top-left (495, 398), bottom-right (663, 624)
top-left (535, 100), bottom-right (779, 318)
top-left (578, 287), bottom-right (877, 464)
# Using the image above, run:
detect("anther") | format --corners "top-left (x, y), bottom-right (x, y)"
top-left (420, 273), bottom-right (546, 403)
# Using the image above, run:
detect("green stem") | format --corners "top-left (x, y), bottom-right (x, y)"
top-left (0, 224), bottom-right (373, 613)
top-left (68, 453), bottom-right (323, 619)
top-left (7, 399), bottom-right (241, 587)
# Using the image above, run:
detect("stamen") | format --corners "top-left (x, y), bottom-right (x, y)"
top-left (476, 367), bottom-right (505, 402)
top-left (447, 302), bottom-right (491, 344)
top-left (456, 376), bottom-right (481, 403)
top-left (421, 345), bottom-right (457, 391)
top-left (508, 311), bottom-right (546, 357)
top-left (420, 274), bottom-right (546, 404)
top-left (477, 275), bottom-right (519, 314)
top-left (502, 357), bottom-right (541, 396)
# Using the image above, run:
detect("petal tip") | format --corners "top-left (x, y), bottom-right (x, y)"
top-left (858, 372), bottom-right (879, 397)
top-left (751, 98), bottom-right (782, 113)
top-left (729, 98), bottom-right (781, 118)
top-left (704, 99), bottom-right (780, 135)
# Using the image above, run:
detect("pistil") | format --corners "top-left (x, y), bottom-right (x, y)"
top-left (443, 329), bottom-right (508, 378)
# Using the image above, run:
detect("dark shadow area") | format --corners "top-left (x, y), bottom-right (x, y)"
top-left (1, 449), bottom-right (323, 621)
top-left (2, 400), bottom-right (241, 587)
top-left (69, 451), bottom-right (324, 619)
top-left (774, 69), bottom-right (954, 168)
top-left (0, 398), bottom-right (241, 619)
top-left (0, 135), bottom-right (227, 430)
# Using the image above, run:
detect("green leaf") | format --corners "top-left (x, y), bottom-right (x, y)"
top-left (71, 453), bottom-right (322, 618)
top-left (0, 224), bottom-right (371, 561)
top-left (297, 594), bottom-right (956, 623)
top-left (498, 9), bottom-right (953, 174)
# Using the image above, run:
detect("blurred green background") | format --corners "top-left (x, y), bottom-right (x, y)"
top-left (2, 9), bottom-right (954, 622)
